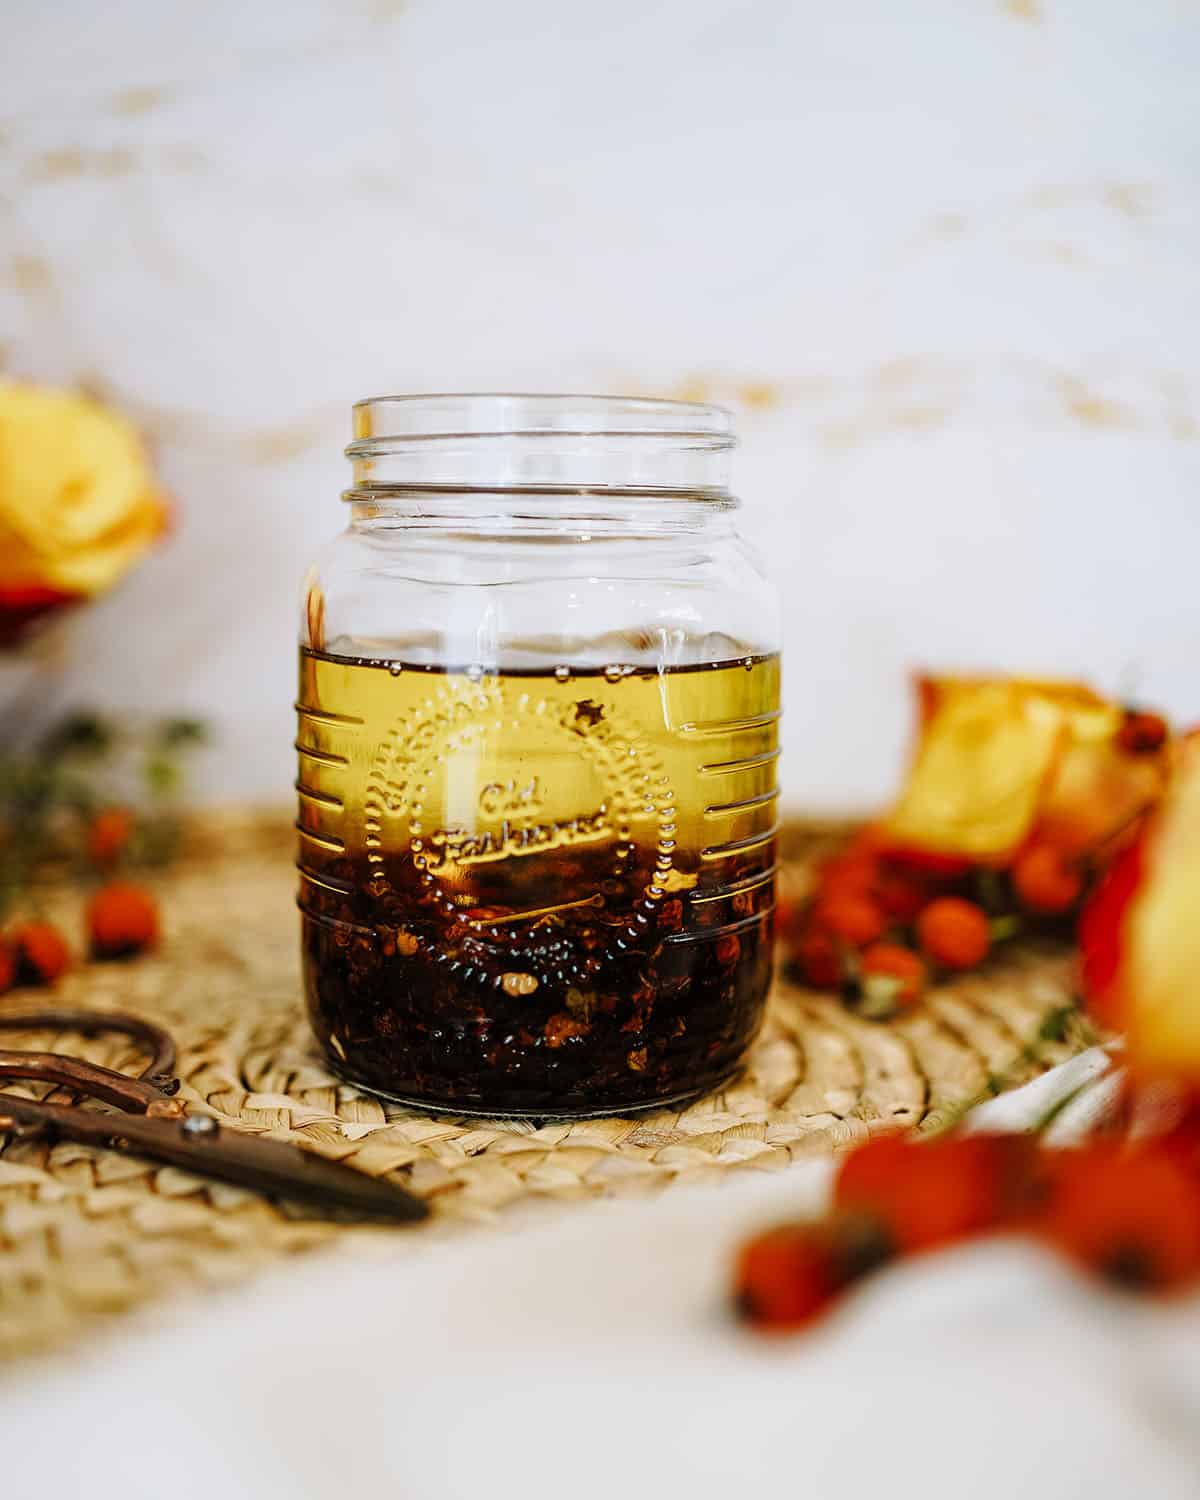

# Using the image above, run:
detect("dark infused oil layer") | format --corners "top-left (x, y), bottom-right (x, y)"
top-left (296, 646), bottom-right (780, 1116)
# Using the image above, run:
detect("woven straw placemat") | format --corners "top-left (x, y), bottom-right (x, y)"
top-left (0, 814), bottom-right (1089, 1361)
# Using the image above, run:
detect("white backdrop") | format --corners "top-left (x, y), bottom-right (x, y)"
top-left (3, 0), bottom-right (1198, 808)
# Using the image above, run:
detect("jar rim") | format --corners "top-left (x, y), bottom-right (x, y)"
top-left (350, 392), bottom-right (734, 446)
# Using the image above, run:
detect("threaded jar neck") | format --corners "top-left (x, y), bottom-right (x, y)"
top-left (344, 393), bottom-right (736, 499)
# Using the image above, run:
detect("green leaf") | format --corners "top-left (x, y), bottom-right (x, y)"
top-left (40, 712), bottom-right (112, 759)
top-left (158, 717), bottom-right (209, 749)
top-left (974, 866), bottom-right (1008, 915)
top-left (144, 755), bottom-right (181, 796)
top-left (1037, 1004), bottom-right (1075, 1043)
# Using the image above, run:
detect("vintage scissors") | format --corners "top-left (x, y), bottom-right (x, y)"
top-left (0, 1007), bottom-right (428, 1223)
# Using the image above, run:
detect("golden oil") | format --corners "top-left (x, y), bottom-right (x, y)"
top-left (296, 645), bottom-right (780, 1115)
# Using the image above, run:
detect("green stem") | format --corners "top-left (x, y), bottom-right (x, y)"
top-left (918, 1000), bottom-right (1101, 1138)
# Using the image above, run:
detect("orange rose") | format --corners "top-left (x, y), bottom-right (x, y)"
top-left (0, 381), bottom-right (167, 645)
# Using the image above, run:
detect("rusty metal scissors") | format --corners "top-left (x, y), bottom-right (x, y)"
top-left (0, 1008), bottom-right (427, 1223)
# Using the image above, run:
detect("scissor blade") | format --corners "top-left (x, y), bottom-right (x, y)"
top-left (0, 1096), bottom-right (429, 1224)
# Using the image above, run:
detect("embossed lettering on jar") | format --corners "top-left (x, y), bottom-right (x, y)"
top-left (296, 394), bottom-right (781, 1116)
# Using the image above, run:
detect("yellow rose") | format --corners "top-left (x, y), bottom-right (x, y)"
top-left (0, 381), bottom-right (166, 603)
top-left (882, 676), bottom-right (1170, 862)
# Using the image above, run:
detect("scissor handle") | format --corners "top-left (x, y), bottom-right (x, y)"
top-left (0, 1006), bottom-right (429, 1224)
top-left (0, 1048), bottom-right (178, 1114)
top-left (0, 1008), bottom-right (177, 1089)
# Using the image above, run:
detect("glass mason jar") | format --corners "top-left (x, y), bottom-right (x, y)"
top-left (296, 394), bottom-right (781, 1117)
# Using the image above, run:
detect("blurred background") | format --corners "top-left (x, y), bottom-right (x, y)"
top-left (3, 0), bottom-right (1198, 810)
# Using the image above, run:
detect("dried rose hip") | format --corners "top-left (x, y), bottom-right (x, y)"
top-left (916, 897), bottom-right (991, 971)
top-left (733, 1213), bottom-right (893, 1332)
top-left (796, 930), bottom-right (842, 989)
top-left (813, 894), bottom-right (886, 949)
top-left (1012, 842), bottom-right (1084, 916)
top-left (835, 1132), bottom-right (1038, 1253)
top-left (859, 942), bottom-right (926, 1013)
top-left (87, 806), bottom-right (134, 867)
top-left (1035, 1144), bottom-right (1200, 1292)
top-left (88, 881), bottom-right (159, 958)
top-left (9, 921), bottom-right (71, 986)
top-left (1117, 710), bottom-right (1169, 756)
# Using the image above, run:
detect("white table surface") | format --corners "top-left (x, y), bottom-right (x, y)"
top-left (4, 1049), bottom-right (1198, 1499)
